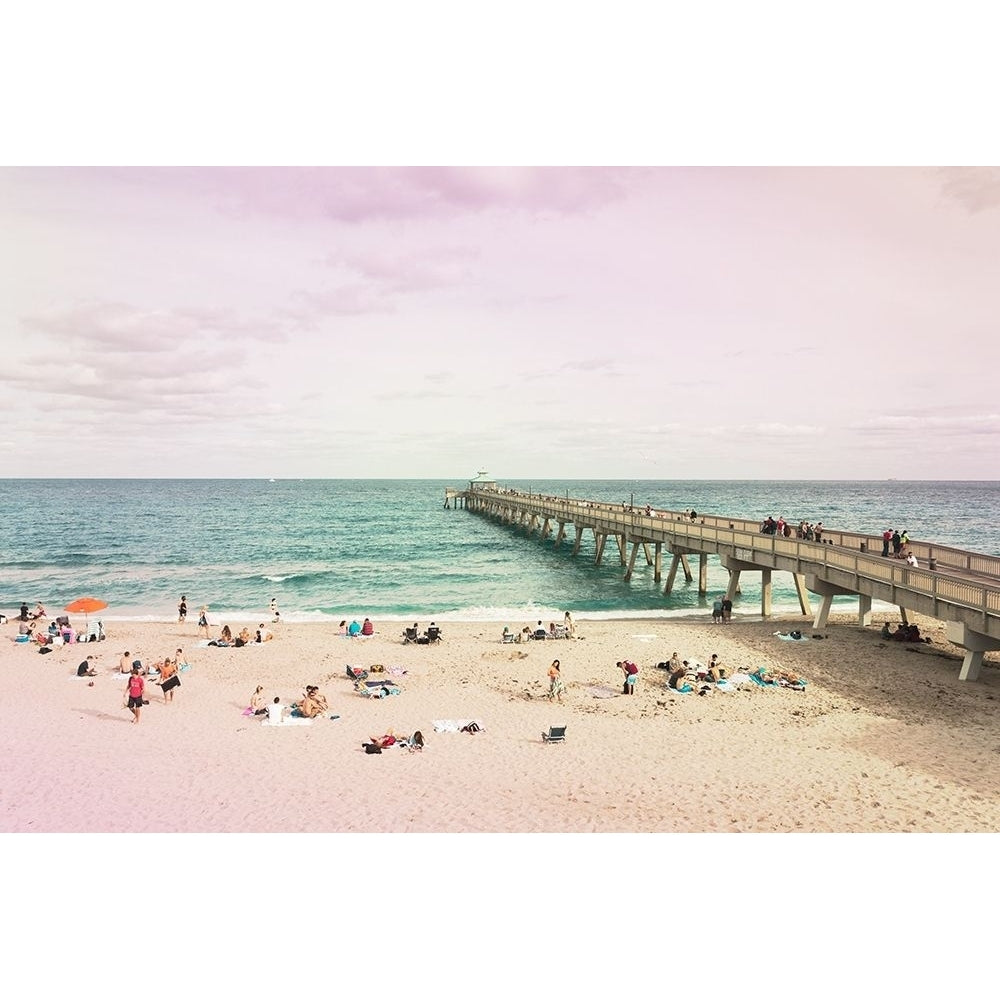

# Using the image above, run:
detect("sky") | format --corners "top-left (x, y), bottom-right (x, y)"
top-left (2, 164), bottom-right (1000, 480)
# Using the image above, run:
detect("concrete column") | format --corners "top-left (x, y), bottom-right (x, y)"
top-left (616, 534), bottom-right (627, 565)
top-left (664, 553), bottom-right (681, 595)
top-left (554, 522), bottom-right (566, 547)
top-left (595, 533), bottom-right (607, 566)
top-left (858, 594), bottom-right (872, 627)
top-left (698, 553), bottom-right (708, 596)
top-left (726, 569), bottom-right (741, 603)
top-left (761, 568), bottom-right (772, 618)
top-left (624, 541), bottom-right (639, 582)
top-left (680, 554), bottom-right (693, 582)
top-left (946, 622), bottom-right (1000, 682)
top-left (793, 573), bottom-right (812, 615)
top-left (642, 542), bottom-right (653, 565)
top-left (572, 527), bottom-right (582, 557)
top-left (813, 592), bottom-right (835, 629)
top-left (654, 542), bottom-right (662, 583)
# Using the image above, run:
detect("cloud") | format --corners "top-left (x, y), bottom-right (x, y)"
top-left (938, 167), bottom-right (1000, 213)
top-left (80, 166), bottom-right (635, 224)
top-left (22, 301), bottom-right (286, 353)
top-left (324, 245), bottom-right (477, 294)
top-left (854, 413), bottom-right (1000, 435)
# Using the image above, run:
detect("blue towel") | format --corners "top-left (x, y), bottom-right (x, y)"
top-left (750, 673), bottom-right (778, 687)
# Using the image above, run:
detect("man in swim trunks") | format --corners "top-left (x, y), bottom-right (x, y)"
top-left (125, 667), bottom-right (145, 724)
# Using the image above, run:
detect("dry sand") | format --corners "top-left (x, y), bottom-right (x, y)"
top-left (3, 611), bottom-right (999, 833)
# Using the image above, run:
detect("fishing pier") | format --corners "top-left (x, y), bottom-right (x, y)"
top-left (445, 481), bottom-right (1000, 681)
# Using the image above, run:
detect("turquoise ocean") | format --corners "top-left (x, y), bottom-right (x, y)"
top-left (1, 479), bottom-right (997, 624)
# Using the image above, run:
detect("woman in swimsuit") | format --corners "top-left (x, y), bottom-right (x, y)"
top-left (548, 660), bottom-right (564, 703)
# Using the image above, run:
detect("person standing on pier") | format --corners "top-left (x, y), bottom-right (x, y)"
top-left (892, 530), bottom-right (902, 557)
top-left (882, 529), bottom-right (893, 558)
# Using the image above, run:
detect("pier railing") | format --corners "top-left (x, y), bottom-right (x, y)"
top-left (458, 487), bottom-right (1000, 626)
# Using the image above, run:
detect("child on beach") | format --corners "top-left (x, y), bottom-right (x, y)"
top-left (178, 595), bottom-right (187, 623)
top-left (198, 607), bottom-right (210, 638)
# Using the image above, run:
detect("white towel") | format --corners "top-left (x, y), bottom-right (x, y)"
top-left (261, 717), bottom-right (313, 727)
top-left (432, 719), bottom-right (483, 733)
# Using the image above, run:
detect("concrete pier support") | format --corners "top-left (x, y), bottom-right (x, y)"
top-left (793, 573), bottom-right (812, 615)
top-left (572, 527), bottom-right (582, 557)
top-left (654, 542), bottom-right (662, 583)
top-left (554, 522), bottom-right (566, 547)
top-left (858, 594), bottom-right (872, 627)
top-left (725, 569), bottom-right (741, 602)
top-left (946, 622), bottom-right (1000, 681)
top-left (761, 568), bottom-right (772, 618)
top-left (805, 576), bottom-right (857, 630)
top-left (624, 541), bottom-right (639, 581)
top-left (679, 554), bottom-right (693, 583)
top-left (698, 553), bottom-right (708, 596)
top-left (595, 533), bottom-right (607, 566)
top-left (664, 553), bottom-right (681, 595)
top-left (616, 534), bottom-right (627, 566)
top-left (642, 542), bottom-right (653, 565)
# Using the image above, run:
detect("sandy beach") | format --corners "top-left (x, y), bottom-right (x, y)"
top-left (3, 610), bottom-right (999, 834)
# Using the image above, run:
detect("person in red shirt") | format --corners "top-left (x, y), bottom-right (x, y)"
top-left (125, 667), bottom-right (145, 724)
top-left (361, 617), bottom-right (374, 636)
top-left (882, 528), bottom-right (893, 558)
top-left (617, 660), bottom-right (639, 695)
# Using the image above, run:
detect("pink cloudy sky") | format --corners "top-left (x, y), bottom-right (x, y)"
top-left (2, 165), bottom-right (998, 480)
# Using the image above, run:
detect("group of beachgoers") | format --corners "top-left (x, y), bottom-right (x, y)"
top-left (504, 611), bottom-right (575, 643)
top-left (881, 621), bottom-right (931, 643)
top-left (117, 648), bottom-right (188, 722)
top-left (340, 618), bottom-right (375, 637)
top-left (401, 621), bottom-right (442, 644)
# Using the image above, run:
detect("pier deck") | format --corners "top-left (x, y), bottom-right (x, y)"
top-left (447, 485), bottom-right (1000, 681)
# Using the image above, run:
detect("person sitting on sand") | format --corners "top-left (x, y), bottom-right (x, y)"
top-left (250, 685), bottom-right (267, 715)
top-left (77, 656), bottom-right (97, 677)
top-left (267, 696), bottom-right (284, 724)
top-left (30, 603), bottom-right (46, 621)
top-left (119, 651), bottom-right (133, 674)
top-left (256, 623), bottom-right (273, 642)
top-left (338, 621), bottom-right (347, 635)
top-left (707, 653), bottom-right (727, 682)
top-left (348, 620), bottom-right (361, 637)
top-left (368, 729), bottom-right (398, 749)
top-left (881, 622), bottom-right (892, 640)
top-left (670, 664), bottom-right (693, 693)
top-left (220, 625), bottom-right (233, 644)
top-left (294, 685), bottom-right (328, 718)
top-left (667, 651), bottom-right (683, 674)
top-left (235, 627), bottom-right (252, 647)
top-left (361, 617), bottom-right (374, 636)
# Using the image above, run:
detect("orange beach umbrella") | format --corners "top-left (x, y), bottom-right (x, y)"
top-left (64, 597), bottom-right (108, 626)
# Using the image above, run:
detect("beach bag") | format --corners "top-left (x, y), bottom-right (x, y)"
top-left (364, 743), bottom-right (382, 754)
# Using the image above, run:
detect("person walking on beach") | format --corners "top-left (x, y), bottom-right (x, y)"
top-left (548, 659), bottom-right (564, 703)
top-left (125, 666), bottom-right (145, 724)
top-left (178, 595), bottom-right (187, 623)
top-left (882, 528), bottom-right (893, 558)
top-left (564, 611), bottom-right (575, 638)
top-left (198, 606), bottom-right (210, 638)
top-left (158, 656), bottom-right (180, 704)
top-left (270, 597), bottom-right (279, 623)
top-left (721, 596), bottom-right (733, 624)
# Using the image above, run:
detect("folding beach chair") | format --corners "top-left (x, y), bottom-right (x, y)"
top-left (346, 665), bottom-right (369, 682)
top-left (542, 726), bottom-right (567, 743)
top-left (402, 627), bottom-right (419, 644)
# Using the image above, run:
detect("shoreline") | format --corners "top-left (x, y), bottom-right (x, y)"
top-left (3, 610), bottom-right (998, 832)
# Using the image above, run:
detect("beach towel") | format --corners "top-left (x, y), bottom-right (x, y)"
top-left (195, 639), bottom-right (212, 648)
top-left (261, 717), bottom-right (313, 727)
top-left (587, 685), bottom-right (620, 699)
top-left (668, 684), bottom-right (693, 694)
top-left (433, 719), bottom-right (484, 733)
top-left (749, 672), bottom-right (779, 687)
top-left (773, 632), bottom-right (810, 641)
